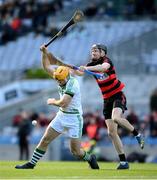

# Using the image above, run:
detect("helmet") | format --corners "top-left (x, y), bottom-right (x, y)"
top-left (92, 44), bottom-right (107, 54)
top-left (53, 66), bottom-right (69, 80)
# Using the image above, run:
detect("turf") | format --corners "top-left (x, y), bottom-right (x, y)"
top-left (0, 161), bottom-right (157, 180)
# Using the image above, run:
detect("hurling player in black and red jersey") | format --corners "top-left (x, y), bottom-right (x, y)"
top-left (77, 44), bottom-right (144, 170)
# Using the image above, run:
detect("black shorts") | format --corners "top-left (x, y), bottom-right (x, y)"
top-left (103, 91), bottom-right (127, 120)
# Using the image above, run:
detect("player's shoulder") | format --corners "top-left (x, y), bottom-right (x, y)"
top-left (103, 57), bottom-right (114, 68)
top-left (103, 56), bottom-right (112, 63)
top-left (69, 75), bottom-right (78, 82)
top-left (67, 75), bottom-right (78, 87)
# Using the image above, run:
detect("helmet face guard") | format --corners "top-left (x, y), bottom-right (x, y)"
top-left (53, 66), bottom-right (69, 81)
top-left (92, 44), bottom-right (107, 54)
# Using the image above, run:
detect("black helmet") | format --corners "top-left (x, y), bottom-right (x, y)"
top-left (92, 44), bottom-right (107, 54)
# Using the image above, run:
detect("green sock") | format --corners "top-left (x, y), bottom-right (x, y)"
top-left (83, 151), bottom-right (91, 161)
top-left (30, 148), bottom-right (45, 165)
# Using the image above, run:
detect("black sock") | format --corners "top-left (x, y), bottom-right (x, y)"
top-left (132, 128), bottom-right (138, 136)
top-left (119, 154), bottom-right (126, 162)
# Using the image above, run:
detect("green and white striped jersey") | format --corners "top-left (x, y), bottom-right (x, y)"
top-left (58, 76), bottom-right (83, 115)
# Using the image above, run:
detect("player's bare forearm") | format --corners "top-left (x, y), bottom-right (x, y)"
top-left (47, 53), bottom-right (61, 66)
top-left (86, 65), bottom-right (105, 72)
top-left (47, 95), bottom-right (71, 108)
top-left (48, 53), bottom-right (74, 69)
top-left (40, 52), bottom-right (55, 79)
top-left (47, 98), bottom-right (66, 108)
top-left (40, 44), bottom-right (56, 77)
top-left (47, 98), bottom-right (62, 107)
top-left (48, 53), bottom-right (69, 67)
top-left (48, 99), bottom-right (62, 106)
top-left (73, 69), bottom-right (84, 76)
top-left (82, 63), bottom-right (110, 72)
top-left (40, 45), bottom-right (51, 69)
top-left (42, 53), bottom-right (49, 67)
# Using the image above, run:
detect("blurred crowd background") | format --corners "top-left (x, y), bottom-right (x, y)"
top-left (0, 0), bottom-right (157, 45)
top-left (0, 0), bottom-right (157, 163)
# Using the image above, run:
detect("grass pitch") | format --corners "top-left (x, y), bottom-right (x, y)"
top-left (0, 161), bottom-right (157, 180)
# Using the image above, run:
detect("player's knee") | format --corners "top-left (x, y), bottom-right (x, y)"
top-left (71, 148), bottom-right (81, 157)
top-left (108, 130), bottom-right (116, 138)
top-left (112, 116), bottom-right (119, 123)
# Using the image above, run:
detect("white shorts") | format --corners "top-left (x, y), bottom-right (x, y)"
top-left (50, 111), bottom-right (83, 139)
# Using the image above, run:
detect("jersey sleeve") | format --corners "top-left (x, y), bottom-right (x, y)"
top-left (103, 58), bottom-right (113, 71)
top-left (64, 78), bottom-right (77, 97)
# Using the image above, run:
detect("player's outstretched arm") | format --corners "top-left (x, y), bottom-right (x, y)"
top-left (71, 69), bottom-right (85, 76)
top-left (40, 45), bottom-right (55, 78)
top-left (80, 63), bottom-right (110, 72)
top-left (47, 53), bottom-right (65, 66)
top-left (47, 94), bottom-right (72, 108)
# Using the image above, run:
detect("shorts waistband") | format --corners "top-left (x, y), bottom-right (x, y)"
top-left (59, 109), bottom-right (80, 114)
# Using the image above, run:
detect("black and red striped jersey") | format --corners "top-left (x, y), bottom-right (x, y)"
top-left (87, 57), bottom-right (125, 99)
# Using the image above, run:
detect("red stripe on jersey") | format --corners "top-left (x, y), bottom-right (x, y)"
top-left (88, 56), bottom-right (125, 99)
top-left (102, 83), bottom-right (125, 99)
top-left (100, 79), bottom-right (119, 91)
top-left (105, 66), bottom-right (115, 73)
